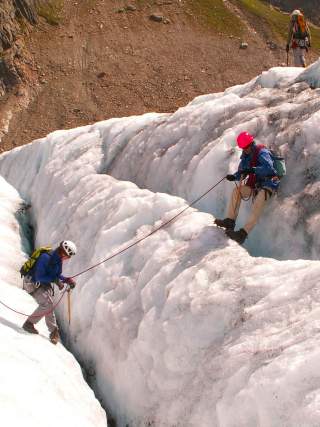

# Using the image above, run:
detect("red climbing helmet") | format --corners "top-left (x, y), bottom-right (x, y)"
top-left (237, 132), bottom-right (254, 149)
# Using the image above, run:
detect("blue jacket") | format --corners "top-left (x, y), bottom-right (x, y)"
top-left (233, 143), bottom-right (280, 190)
top-left (31, 249), bottom-right (66, 286)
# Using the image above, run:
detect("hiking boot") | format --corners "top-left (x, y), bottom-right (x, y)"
top-left (214, 218), bottom-right (235, 230)
top-left (49, 328), bottom-right (60, 345)
top-left (226, 228), bottom-right (248, 245)
top-left (22, 320), bottom-right (39, 334)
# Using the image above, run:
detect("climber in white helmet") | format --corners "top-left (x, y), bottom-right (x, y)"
top-left (21, 240), bottom-right (77, 344)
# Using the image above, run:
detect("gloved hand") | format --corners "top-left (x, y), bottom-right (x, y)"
top-left (64, 277), bottom-right (76, 290)
top-left (241, 168), bottom-right (255, 176)
top-left (54, 279), bottom-right (65, 290)
top-left (286, 44), bottom-right (289, 53)
top-left (226, 174), bottom-right (236, 181)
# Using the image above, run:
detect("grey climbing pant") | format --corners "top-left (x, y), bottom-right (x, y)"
top-left (27, 286), bottom-right (57, 332)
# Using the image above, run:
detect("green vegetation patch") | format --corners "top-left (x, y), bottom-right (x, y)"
top-left (16, 14), bottom-right (29, 33)
top-left (238, 0), bottom-right (320, 50)
top-left (37, 0), bottom-right (64, 26)
top-left (188, 0), bottom-right (244, 37)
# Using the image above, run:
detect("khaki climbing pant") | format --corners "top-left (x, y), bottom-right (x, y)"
top-left (292, 47), bottom-right (307, 67)
top-left (27, 286), bottom-right (57, 333)
top-left (227, 184), bottom-right (273, 234)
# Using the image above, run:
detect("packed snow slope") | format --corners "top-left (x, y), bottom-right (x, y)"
top-left (0, 178), bottom-right (107, 427)
top-left (0, 60), bottom-right (319, 426)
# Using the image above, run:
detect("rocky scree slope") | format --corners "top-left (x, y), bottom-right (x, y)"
top-left (0, 0), bottom-right (319, 153)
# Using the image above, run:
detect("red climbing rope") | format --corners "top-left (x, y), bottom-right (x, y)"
top-left (0, 288), bottom-right (68, 318)
top-left (0, 176), bottom-right (226, 317)
top-left (71, 176), bottom-right (226, 279)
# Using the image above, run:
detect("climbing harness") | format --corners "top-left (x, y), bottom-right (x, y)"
top-left (0, 175), bottom-right (226, 317)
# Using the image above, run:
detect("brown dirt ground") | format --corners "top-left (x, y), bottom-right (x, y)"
top-left (1, 0), bottom-right (318, 152)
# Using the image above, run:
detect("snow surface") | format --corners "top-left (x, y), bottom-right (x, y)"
top-left (296, 59), bottom-right (320, 89)
top-left (0, 61), bottom-right (320, 426)
top-left (0, 177), bottom-right (107, 426)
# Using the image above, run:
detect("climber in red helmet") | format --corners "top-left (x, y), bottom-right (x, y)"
top-left (215, 132), bottom-right (280, 245)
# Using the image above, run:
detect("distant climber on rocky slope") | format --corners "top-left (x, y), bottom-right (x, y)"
top-left (286, 9), bottom-right (311, 67)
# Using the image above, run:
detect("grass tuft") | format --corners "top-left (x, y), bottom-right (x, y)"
top-left (37, 0), bottom-right (64, 26)
top-left (188, 0), bottom-right (244, 37)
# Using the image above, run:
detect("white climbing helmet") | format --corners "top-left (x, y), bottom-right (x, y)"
top-left (60, 240), bottom-right (77, 257)
top-left (291, 9), bottom-right (302, 17)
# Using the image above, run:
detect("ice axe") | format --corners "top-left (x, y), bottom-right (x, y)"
top-left (67, 288), bottom-right (71, 325)
top-left (64, 277), bottom-right (76, 325)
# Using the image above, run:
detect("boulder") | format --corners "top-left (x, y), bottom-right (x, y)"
top-left (240, 42), bottom-right (248, 49)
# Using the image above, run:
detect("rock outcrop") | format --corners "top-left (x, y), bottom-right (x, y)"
top-left (0, 0), bottom-right (37, 96)
top-left (0, 0), bottom-right (37, 53)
